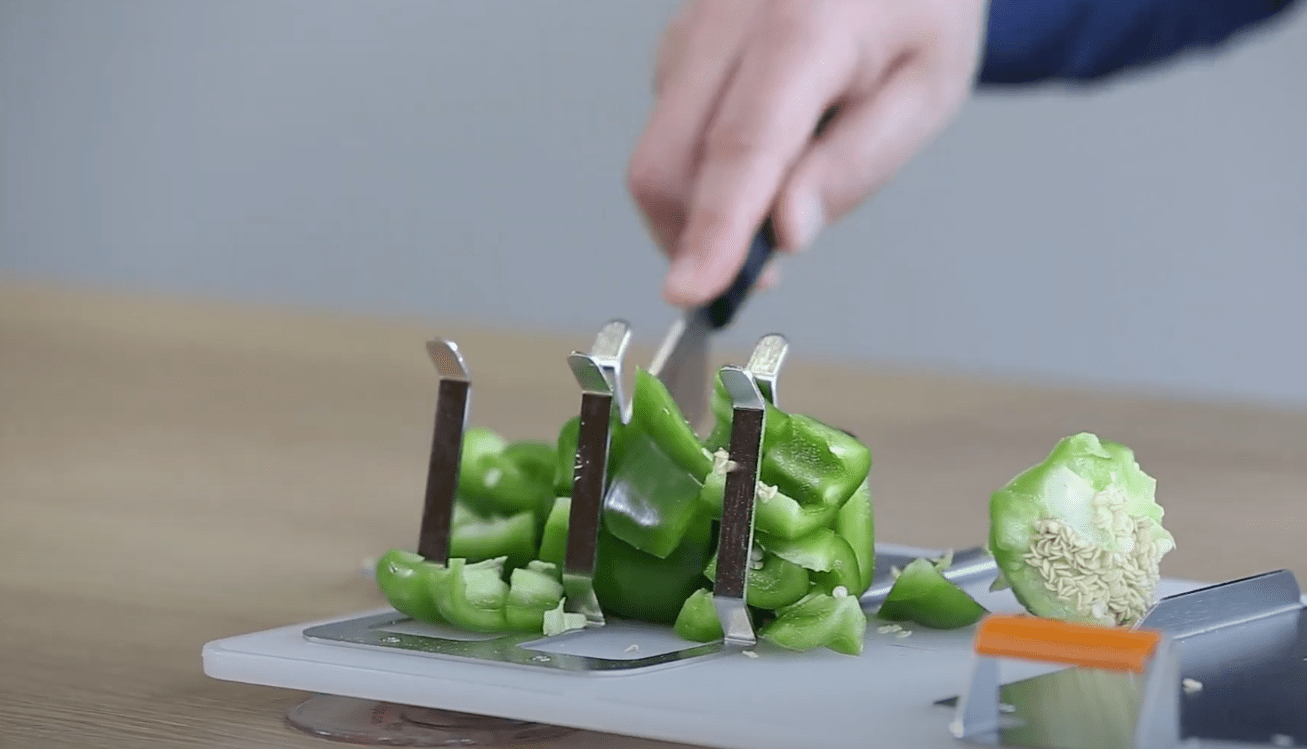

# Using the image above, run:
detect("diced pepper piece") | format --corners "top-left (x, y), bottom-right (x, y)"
top-left (461, 427), bottom-right (508, 470)
top-left (757, 527), bottom-right (862, 597)
top-left (459, 443), bottom-right (556, 516)
top-left (502, 440), bottom-right (556, 488)
top-left (629, 368), bottom-right (714, 481)
top-left (449, 508), bottom-right (537, 570)
top-left (698, 451), bottom-right (839, 540)
top-left (505, 561), bottom-right (565, 632)
top-left (554, 417), bottom-right (581, 497)
top-left (673, 588), bottom-right (723, 643)
top-left (704, 549), bottom-right (810, 610)
top-left (593, 513), bottom-right (715, 624)
top-left (760, 414), bottom-right (871, 514)
top-left (538, 496), bottom-right (570, 568)
top-left (435, 557), bottom-right (510, 633)
top-left (602, 429), bottom-right (704, 559)
top-left (833, 478), bottom-right (875, 595)
top-left (375, 549), bottom-right (448, 624)
top-left (760, 590), bottom-right (867, 656)
top-left (877, 555), bottom-right (987, 629)
top-left (542, 600), bottom-right (587, 637)
top-left (989, 432), bottom-right (1175, 627)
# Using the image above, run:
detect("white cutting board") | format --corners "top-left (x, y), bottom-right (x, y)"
top-left (202, 544), bottom-right (1207, 749)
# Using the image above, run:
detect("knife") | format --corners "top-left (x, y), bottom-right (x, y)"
top-left (648, 219), bottom-right (777, 428)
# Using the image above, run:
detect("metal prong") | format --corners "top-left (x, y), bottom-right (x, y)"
top-left (713, 366), bottom-right (766, 648)
top-left (417, 339), bottom-right (472, 565)
top-left (563, 352), bottom-right (613, 626)
top-left (745, 333), bottom-right (788, 406)
top-left (588, 320), bottom-right (631, 424)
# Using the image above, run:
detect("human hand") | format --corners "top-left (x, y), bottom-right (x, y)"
top-left (628, 0), bottom-right (989, 306)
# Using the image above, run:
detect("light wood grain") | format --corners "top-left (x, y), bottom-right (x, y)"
top-left (3, 281), bottom-right (1307, 749)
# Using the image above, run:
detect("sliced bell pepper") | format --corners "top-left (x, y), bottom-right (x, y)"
top-left (459, 437), bottom-right (557, 516)
top-left (760, 589), bottom-right (867, 655)
top-left (628, 368), bottom-right (714, 481)
top-left (757, 527), bottom-right (862, 597)
top-left (435, 556), bottom-right (510, 633)
top-left (593, 513), bottom-right (715, 625)
top-left (833, 478), bottom-right (875, 595)
top-left (538, 496), bottom-right (570, 568)
top-left (673, 588), bottom-right (723, 643)
top-left (540, 497), bottom-right (714, 625)
top-left (698, 450), bottom-right (839, 540)
top-left (375, 549), bottom-right (448, 624)
top-left (543, 599), bottom-right (588, 636)
top-left (877, 554), bottom-right (987, 629)
top-left (602, 429), bottom-right (705, 558)
top-left (449, 507), bottom-right (537, 571)
top-left (704, 548), bottom-right (810, 610)
top-left (505, 560), bottom-right (565, 632)
top-left (760, 414), bottom-right (871, 514)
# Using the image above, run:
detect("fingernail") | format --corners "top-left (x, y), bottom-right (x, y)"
top-left (791, 194), bottom-right (826, 251)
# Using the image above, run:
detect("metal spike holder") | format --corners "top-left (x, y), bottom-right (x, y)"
top-left (304, 321), bottom-right (995, 673)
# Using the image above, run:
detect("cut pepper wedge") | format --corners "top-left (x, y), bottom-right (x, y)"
top-left (698, 452), bottom-right (839, 541)
top-left (673, 588), bottom-right (723, 643)
top-left (435, 557), bottom-right (511, 633)
top-left (704, 549), bottom-right (810, 610)
top-left (449, 507), bottom-right (537, 571)
top-left (628, 368), bottom-right (714, 481)
top-left (505, 561), bottom-right (565, 632)
top-left (541, 497), bottom-right (714, 625)
top-left (877, 554), bottom-right (988, 629)
top-left (760, 591), bottom-right (867, 656)
top-left (757, 527), bottom-right (863, 597)
top-left (375, 549), bottom-right (448, 624)
top-left (602, 429), bottom-right (705, 559)
top-left (833, 478), bottom-right (875, 595)
top-left (760, 414), bottom-right (871, 514)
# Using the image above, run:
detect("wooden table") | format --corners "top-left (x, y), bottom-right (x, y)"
top-left (4, 281), bottom-right (1307, 749)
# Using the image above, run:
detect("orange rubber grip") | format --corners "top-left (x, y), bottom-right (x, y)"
top-left (974, 615), bottom-right (1161, 673)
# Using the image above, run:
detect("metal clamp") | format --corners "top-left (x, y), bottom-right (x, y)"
top-left (416, 339), bottom-right (472, 565)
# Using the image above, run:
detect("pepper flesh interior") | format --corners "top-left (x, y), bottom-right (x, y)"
top-left (989, 432), bottom-right (1176, 627)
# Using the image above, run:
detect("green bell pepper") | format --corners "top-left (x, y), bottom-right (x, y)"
top-left (760, 414), bottom-right (871, 514)
top-left (757, 527), bottom-right (862, 598)
top-left (704, 548), bottom-right (810, 610)
top-left (673, 588), bottom-right (723, 643)
top-left (435, 557), bottom-right (511, 633)
top-left (602, 429), bottom-right (705, 559)
top-left (698, 450), bottom-right (840, 541)
top-left (540, 497), bottom-right (715, 625)
top-left (459, 433), bottom-right (557, 516)
top-left (553, 413), bottom-right (628, 497)
top-left (449, 506), bottom-right (537, 570)
top-left (375, 549), bottom-right (449, 624)
top-left (505, 561), bottom-right (565, 632)
top-left (628, 368), bottom-right (714, 480)
top-left (833, 478), bottom-right (875, 595)
top-left (877, 554), bottom-right (987, 629)
top-left (760, 590), bottom-right (867, 656)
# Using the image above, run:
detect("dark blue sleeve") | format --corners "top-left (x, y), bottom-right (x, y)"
top-left (977, 0), bottom-right (1301, 85)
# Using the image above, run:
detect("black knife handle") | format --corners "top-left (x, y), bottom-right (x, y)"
top-left (704, 218), bottom-right (777, 330)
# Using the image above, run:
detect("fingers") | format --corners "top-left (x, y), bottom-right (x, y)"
top-left (773, 59), bottom-right (969, 250)
top-left (628, 1), bottom-right (763, 256)
top-left (664, 6), bottom-right (861, 306)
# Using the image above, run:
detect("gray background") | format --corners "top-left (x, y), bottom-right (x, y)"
top-left (2, 1), bottom-right (1304, 407)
